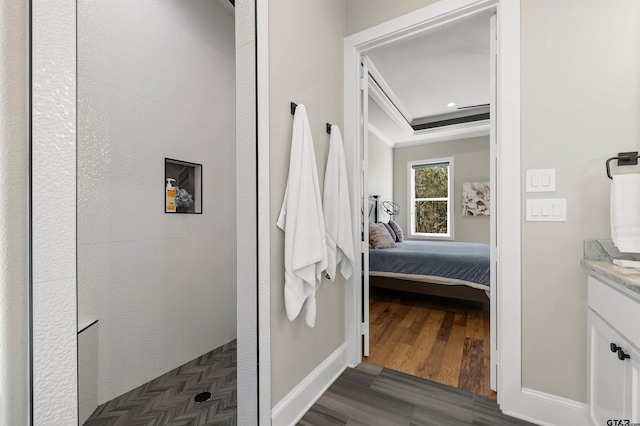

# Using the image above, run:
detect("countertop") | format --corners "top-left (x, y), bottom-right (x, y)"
top-left (582, 239), bottom-right (640, 297)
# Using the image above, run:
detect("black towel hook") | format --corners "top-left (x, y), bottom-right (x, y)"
top-left (606, 151), bottom-right (639, 179)
top-left (290, 102), bottom-right (332, 135)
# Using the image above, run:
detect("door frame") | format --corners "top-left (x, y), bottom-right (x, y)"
top-left (343, 0), bottom-right (522, 412)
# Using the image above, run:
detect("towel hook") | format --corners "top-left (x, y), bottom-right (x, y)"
top-left (290, 102), bottom-right (333, 134)
top-left (606, 151), bottom-right (639, 179)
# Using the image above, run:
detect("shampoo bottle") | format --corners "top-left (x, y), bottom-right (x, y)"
top-left (166, 178), bottom-right (176, 212)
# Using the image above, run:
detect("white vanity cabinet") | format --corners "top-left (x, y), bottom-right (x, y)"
top-left (587, 275), bottom-right (640, 425)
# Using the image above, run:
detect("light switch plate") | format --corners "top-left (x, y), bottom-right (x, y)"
top-left (526, 169), bottom-right (556, 192)
top-left (526, 198), bottom-right (566, 221)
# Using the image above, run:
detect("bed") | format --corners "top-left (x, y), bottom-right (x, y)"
top-left (367, 198), bottom-right (490, 306)
top-left (369, 240), bottom-right (490, 305)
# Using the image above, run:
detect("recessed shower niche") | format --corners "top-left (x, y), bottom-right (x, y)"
top-left (165, 158), bottom-right (203, 214)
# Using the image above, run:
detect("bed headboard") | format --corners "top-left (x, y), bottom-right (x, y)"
top-left (368, 196), bottom-right (379, 223)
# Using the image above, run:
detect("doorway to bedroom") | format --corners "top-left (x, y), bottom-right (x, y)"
top-left (360, 11), bottom-right (496, 399)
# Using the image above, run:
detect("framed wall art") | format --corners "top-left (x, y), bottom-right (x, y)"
top-left (462, 181), bottom-right (490, 216)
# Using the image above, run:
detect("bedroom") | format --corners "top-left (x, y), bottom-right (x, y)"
top-left (363, 12), bottom-right (495, 398)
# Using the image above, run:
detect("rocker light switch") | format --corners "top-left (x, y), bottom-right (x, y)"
top-left (531, 173), bottom-right (540, 187)
top-left (531, 204), bottom-right (540, 217)
top-left (541, 204), bottom-right (551, 216)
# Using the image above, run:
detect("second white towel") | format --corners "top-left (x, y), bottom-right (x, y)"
top-left (323, 125), bottom-right (355, 281)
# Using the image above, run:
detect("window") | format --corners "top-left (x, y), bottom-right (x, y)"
top-left (408, 157), bottom-right (454, 239)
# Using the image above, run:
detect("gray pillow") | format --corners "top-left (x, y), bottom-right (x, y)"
top-left (369, 223), bottom-right (396, 249)
top-left (381, 222), bottom-right (397, 242)
top-left (388, 220), bottom-right (404, 242)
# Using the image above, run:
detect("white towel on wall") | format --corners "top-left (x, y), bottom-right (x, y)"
top-left (277, 104), bottom-right (327, 327)
top-left (323, 125), bottom-right (355, 281)
top-left (611, 174), bottom-right (640, 253)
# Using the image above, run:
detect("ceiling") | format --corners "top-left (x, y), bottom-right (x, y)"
top-left (366, 13), bottom-right (492, 147)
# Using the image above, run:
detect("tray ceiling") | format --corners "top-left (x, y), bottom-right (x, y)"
top-left (367, 12), bottom-right (492, 146)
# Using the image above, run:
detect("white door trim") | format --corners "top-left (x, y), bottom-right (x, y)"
top-left (343, 0), bottom-right (522, 415)
top-left (361, 58), bottom-right (371, 356)
top-left (255, 1), bottom-right (272, 424)
top-left (494, 0), bottom-right (522, 412)
top-left (489, 12), bottom-right (497, 392)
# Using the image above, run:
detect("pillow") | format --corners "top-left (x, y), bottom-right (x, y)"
top-left (388, 220), bottom-right (404, 242)
top-left (369, 223), bottom-right (396, 249)
top-left (381, 222), bottom-right (397, 242)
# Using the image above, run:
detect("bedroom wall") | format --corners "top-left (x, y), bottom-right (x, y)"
top-left (368, 130), bottom-right (394, 221)
top-left (393, 137), bottom-right (490, 244)
top-left (268, 0), bottom-right (346, 408)
top-left (77, 0), bottom-right (237, 404)
top-left (520, 0), bottom-right (640, 402)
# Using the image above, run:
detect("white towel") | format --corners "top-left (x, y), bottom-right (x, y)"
top-left (323, 125), bottom-right (355, 281)
top-left (611, 174), bottom-right (640, 253)
top-left (277, 104), bottom-right (327, 327)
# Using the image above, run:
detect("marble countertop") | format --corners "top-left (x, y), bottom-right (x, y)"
top-left (582, 239), bottom-right (640, 296)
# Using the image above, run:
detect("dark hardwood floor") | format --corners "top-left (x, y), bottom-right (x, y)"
top-left (299, 362), bottom-right (536, 425)
top-left (366, 287), bottom-right (495, 399)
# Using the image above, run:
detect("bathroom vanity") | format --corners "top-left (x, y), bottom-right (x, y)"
top-left (582, 240), bottom-right (640, 425)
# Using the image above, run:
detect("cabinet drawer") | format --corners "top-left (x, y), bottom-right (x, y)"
top-left (588, 276), bottom-right (640, 348)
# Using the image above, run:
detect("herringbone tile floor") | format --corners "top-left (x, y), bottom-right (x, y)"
top-left (84, 340), bottom-right (237, 426)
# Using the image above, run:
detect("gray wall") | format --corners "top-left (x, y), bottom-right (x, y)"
top-left (368, 131), bottom-right (394, 222)
top-left (520, 0), bottom-right (640, 402)
top-left (393, 137), bottom-right (490, 244)
top-left (78, 0), bottom-right (237, 404)
top-left (269, 0), bottom-right (346, 407)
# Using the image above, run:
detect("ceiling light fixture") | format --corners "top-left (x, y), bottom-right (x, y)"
top-left (447, 102), bottom-right (456, 107)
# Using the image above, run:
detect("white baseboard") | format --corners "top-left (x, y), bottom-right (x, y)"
top-left (503, 387), bottom-right (589, 426)
top-left (271, 343), bottom-right (347, 426)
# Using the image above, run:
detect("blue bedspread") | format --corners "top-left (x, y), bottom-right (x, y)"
top-left (369, 240), bottom-right (490, 287)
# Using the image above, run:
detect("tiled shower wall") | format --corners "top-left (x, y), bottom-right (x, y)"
top-left (31, 0), bottom-right (78, 423)
top-left (77, 0), bottom-right (237, 405)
